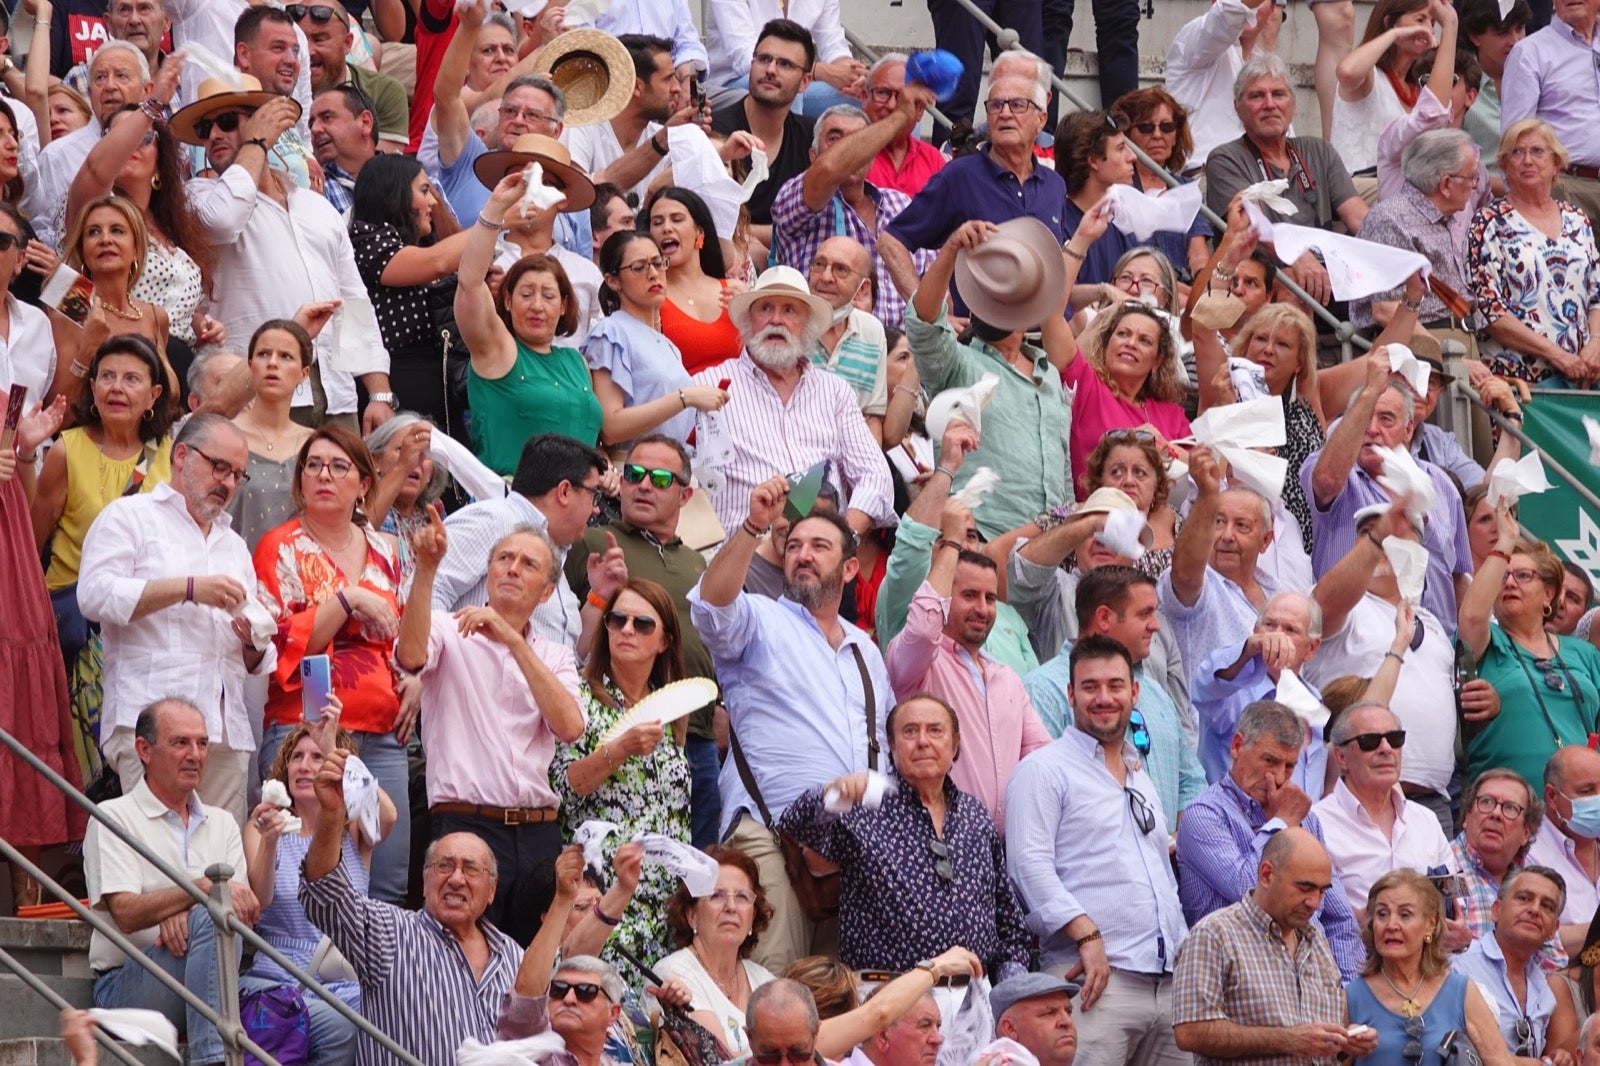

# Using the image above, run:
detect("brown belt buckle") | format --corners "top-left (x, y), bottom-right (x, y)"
top-left (503, 807), bottom-right (523, 825)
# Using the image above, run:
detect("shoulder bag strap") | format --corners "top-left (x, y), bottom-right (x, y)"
top-left (728, 728), bottom-right (775, 828)
top-left (850, 643), bottom-right (879, 771)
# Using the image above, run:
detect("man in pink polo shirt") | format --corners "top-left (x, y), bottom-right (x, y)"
top-left (397, 508), bottom-right (586, 931)
top-left (863, 53), bottom-right (947, 197)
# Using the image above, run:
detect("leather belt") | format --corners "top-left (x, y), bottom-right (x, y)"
top-left (430, 801), bottom-right (558, 825)
top-left (857, 970), bottom-right (971, 987)
top-left (1565, 164), bottom-right (1600, 181)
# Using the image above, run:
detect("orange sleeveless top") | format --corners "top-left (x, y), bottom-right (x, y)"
top-left (660, 288), bottom-right (744, 376)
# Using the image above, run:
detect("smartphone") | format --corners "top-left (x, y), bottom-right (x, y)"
top-left (301, 654), bottom-right (332, 723)
top-left (1428, 872), bottom-right (1470, 899)
top-left (689, 75), bottom-right (705, 110)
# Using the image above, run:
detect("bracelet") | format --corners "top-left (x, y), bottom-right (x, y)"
top-left (587, 590), bottom-right (609, 611)
top-left (592, 902), bottom-right (622, 927)
top-left (1384, 651), bottom-right (1405, 665)
top-left (242, 137), bottom-right (269, 153)
top-left (1212, 265), bottom-right (1235, 282)
top-left (741, 520), bottom-right (770, 539)
top-left (1074, 930), bottom-right (1102, 947)
top-left (476, 213), bottom-right (505, 230)
top-left (1488, 548), bottom-right (1513, 564)
top-left (68, 359), bottom-right (90, 379)
top-left (1403, 296), bottom-right (1425, 313)
top-left (893, 385), bottom-right (920, 400)
top-left (139, 97), bottom-right (167, 123)
top-left (1503, 412), bottom-right (1524, 422)
top-left (678, 388), bottom-right (688, 409)
top-left (186, 577), bottom-right (194, 603)
top-left (933, 465), bottom-right (957, 481)
top-left (336, 590), bottom-right (353, 616)
top-left (935, 538), bottom-right (964, 554)
top-left (1062, 244), bottom-right (1086, 261)
top-left (649, 132), bottom-right (668, 157)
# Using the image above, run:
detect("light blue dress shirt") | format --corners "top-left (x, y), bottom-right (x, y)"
top-left (1158, 564), bottom-right (1280, 704)
top-left (1453, 933), bottom-right (1556, 1057)
top-left (1189, 639), bottom-right (1328, 791)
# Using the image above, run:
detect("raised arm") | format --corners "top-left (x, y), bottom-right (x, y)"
top-left (696, 476), bottom-right (789, 607)
top-left (1335, 21), bottom-right (1432, 99)
top-left (453, 173), bottom-right (523, 380)
top-left (67, 57), bottom-right (183, 227)
top-left (1169, 446), bottom-right (1224, 606)
top-left (432, 0), bottom-right (483, 167)
top-left (1458, 502), bottom-right (1517, 662)
top-left (911, 221), bottom-right (995, 325)
top-left (1313, 504), bottom-right (1413, 635)
top-left (1309, 347), bottom-right (1391, 509)
top-left (396, 506), bottom-right (445, 673)
top-left (23, 0), bottom-right (54, 145)
top-left (514, 845), bottom-right (583, 995)
top-left (815, 948), bottom-right (982, 1059)
top-left (801, 85), bottom-right (934, 212)
top-left (1042, 198), bottom-right (1109, 369)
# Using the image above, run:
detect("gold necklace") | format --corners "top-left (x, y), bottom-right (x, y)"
top-left (102, 298), bottom-right (145, 321)
top-left (1379, 968), bottom-right (1427, 1019)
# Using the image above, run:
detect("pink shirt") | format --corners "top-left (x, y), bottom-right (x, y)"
top-left (1310, 779), bottom-right (1453, 913)
top-left (883, 581), bottom-right (1052, 831)
top-left (418, 618), bottom-right (584, 809)
top-left (867, 137), bottom-right (947, 198)
top-left (1062, 352), bottom-right (1192, 500)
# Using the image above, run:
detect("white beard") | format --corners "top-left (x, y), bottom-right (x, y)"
top-left (747, 327), bottom-right (806, 370)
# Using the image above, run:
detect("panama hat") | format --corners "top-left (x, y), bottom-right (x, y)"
top-left (529, 29), bottom-right (634, 128)
top-left (169, 74), bottom-right (298, 147)
top-left (473, 133), bottom-right (597, 211)
top-left (729, 266), bottom-right (833, 337)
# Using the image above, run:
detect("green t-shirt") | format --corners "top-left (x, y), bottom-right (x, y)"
top-left (1464, 625), bottom-right (1600, 791)
top-left (468, 341), bottom-right (602, 475)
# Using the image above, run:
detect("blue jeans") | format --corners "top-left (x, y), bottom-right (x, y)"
top-left (238, 974), bottom-right (356, 1066)
top-left (685, 736), bottom-right (723, 849)
top-left (350, 729), bottom-right (410, 904)
top-left (94, 905), bottom-right (240, 1065)
top-left (723, 75), bottom-right (857, 117)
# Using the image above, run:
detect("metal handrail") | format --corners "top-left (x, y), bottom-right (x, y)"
top-left (0, 942), bottom-right (146, 1066)
top-left (0, 726), bottom-right (427, 1066)
top-left (1453, 381), bottom-right (1600, 514)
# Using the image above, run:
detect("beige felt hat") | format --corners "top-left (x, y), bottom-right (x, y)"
top-left (473, 133), bottom-right (597, 211)
top-left (1076, 486), bottom-right (1155, 548)
top-left (952, 216), bottom-right (1066, 332)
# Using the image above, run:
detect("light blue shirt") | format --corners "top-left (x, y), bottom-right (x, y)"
top-left (1004, 728), bottom-right (1189, 973)
top-left (434, 131), bottom-right (593, 259)
top-left (1453, 933), bottom-right (1555, 1056)
top-left (583, 311), bottom-right (696, 443)
top-left (1158, 564), bottom-right (1279, 695)
top-left (1190, 639), bottom-right (1328, 791)
top-left (689, 586), bottom-right (892, 835)
top-left (1501, 15), bottom-right (1600, 168)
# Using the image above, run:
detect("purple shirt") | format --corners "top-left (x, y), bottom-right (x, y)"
top-left (1501, 15), bottom-right (1600, 168)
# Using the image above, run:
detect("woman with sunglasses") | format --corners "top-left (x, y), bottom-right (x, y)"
top-left (254, 425), bottom-right (410, 903)
top-left (1459, 507), bottom-right (1600, 793)
top-left (1072, 246), bottom-right (1195, 390)
top-left (588, 231), bottom-right (729, 447)
top-left (655, 845), bottom-right (777, 1055)
top-left (552, 577), bottom-right (692, 963)
top-left (1111, 87), bottom-right (1211, 278)
top-left (1347, 870), bottom-right (1532, 1065)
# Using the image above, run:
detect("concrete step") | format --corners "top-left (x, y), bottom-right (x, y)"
top-left (0, 976), bottom-right (98, 1040)
top-left (0, 920), bottom-right (92, 979)
top-left (0, 1038), bottom-right (170, 1066)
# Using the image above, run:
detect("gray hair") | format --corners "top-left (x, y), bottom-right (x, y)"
top-left (1403, 128), bottom-right (1475, 194)
top-left (1500, 864), bottom-right (1568, 917)
top-left (1258, 591), bottom-right (1323, 640)
top-left (747, 979), bottom-right (820, 1039)
top-left (174, 411), bottom-right (244, 453)
top-left (504, 73), bottom-right (567, 122)
top-left (1342, 378), bottom-right (1416, 424)
top-left (185, 346), bottom-right (243, 400)
top-left (489, 522), bottom-right (558, 573)
top-left (1328, 701), bottom-right (1399, 745)
top-left (557, 955), bottom-right (627, 1003)
top-left (1233, 52), bottom-right (1291, 103)
top-left (992, 48), bottom-right (1051, 108)
top-left (484, 11), bottom-right (519, 40)
top-left (730, 299), bottom-right (826, 354)
top-left (812, 104), bottom-right (868, 151)
top-left (1579, 1013), bottom-right (1600, 1055)
top-left (1110, 246), bottom-right (1177, 303)
top-left (867, 52), bottom-right (909, 82)
top-left (91, 39), bottom-right (151, 83)
top-left (1221, 484), bottom-right (1273, 530)
top-left (364, 412), bottom-right (449, 507)
top-left (1236, 700), bottom-right (1306, 751)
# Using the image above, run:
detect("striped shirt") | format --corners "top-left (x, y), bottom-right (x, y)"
top-left (299, 859), bottom-right (523, 1066)
top-left (1171, 892), bottom-right (1346, 1066)
top-left (689, 353), bottom-right (896, 535)
top-left (1450, 833), bottom-right (1566, 970)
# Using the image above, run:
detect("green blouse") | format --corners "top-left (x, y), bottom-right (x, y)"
top-left (1464, 624), bottom-right (1600, 792)
top-left (468, 339), bottom-right (603, 475)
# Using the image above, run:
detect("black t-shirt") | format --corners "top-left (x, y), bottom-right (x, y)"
top-left (710, 99), bottom-right (814, 226)
top-left (49, 0), bottom-right (108, 79)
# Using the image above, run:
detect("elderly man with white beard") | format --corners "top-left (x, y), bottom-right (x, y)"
top-left (689, 266), bottom-right (896, 539)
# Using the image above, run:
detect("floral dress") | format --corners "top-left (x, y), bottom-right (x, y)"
top-left (551, 680), bottom-right (692, 963)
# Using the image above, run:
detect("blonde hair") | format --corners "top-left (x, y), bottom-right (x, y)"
top-left (1233, 303), bottom-right (1321, 416)
top-left (1497, 118), bottom-right (1569, 177)
top-left (1361, 869), bottom-right (1451, 978)
top-left (65, 194), bottom-right (150, 288)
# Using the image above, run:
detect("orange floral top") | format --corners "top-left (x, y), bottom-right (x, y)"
top-left (254, 517), bottom-right (403, 733)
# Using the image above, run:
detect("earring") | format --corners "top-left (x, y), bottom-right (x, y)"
top-left (90, 402), bottom-right (99, 418)
top-left (142, 407), bottom-right (154, 422)
top-left (694, 233), bottom-right (704, 250)
top-left (151, 173), bottom-right (162, 190)
top-left (1424, 934), bottom-right (1433, 944)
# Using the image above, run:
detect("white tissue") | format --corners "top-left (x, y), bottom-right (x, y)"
top-left (1373, 445), bottom-right (1438, 531)
top-left (926, 374), bottom-right (1000, 446)
top-left (231, 595), bottom-right (276, 649)
top-left (88, 1009), bottom-right (180, 1060)
top-left (1386, 344), bottom-right (1431, 396)
top-left (1095, 508), bottom-right (1149, 559)
top-left (740, 148), bottom-right (771, 201)
top-left (1274, 668), bottom-right (1329, 729)
top-left (518, 162), bottom-right (567, 217)
top-left (1486, 451), bottom-right (1553, 509)
top-left (1239, 179), bottom-right (1298, 217)
top-left (1587, 416), bottom-right (1600, 466)
top-left (971, 1038), bottom-right (1041, 1066)
top-left (457, 1031), bottom-right (568, 1066)
top-left (1105, 181), bottom-right (1204, 242)
top-left (1383, 535), bottom-right (1429, 607)
top-left (1180, 396), bottom-right (1290, 503)
top-left (1227, 357), bottom-right (1271, 402)
top-left (1498, 0), bottom-right (1516, 16)
top-left (573, 819), bottom-right (622, 874)
top-left (172, 43), bottom-right (244, 90)
top-left (262, 780), bottom-right (292, 809)
top-left (342, 754), bottom-right (381, 844)
top-left (1243, 202), bottom-right (1430, 302)
top-left (632, 833), bottom-right (721, 897)
top-left (823, 770), bottom-right (897, 813)
top-left (952, 466), bottom-right (1000, 512)
top-left (666, 125), bottom-right (744, 239)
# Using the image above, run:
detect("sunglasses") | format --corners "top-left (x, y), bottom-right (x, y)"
top-left (1128, 708), bottom-right (1152, 757)
top-left (929, 838), bottom-right (953, 883)
top-left (1341, 730), bottom-right (1406, 752)
top-left (195, 111), bottom-right (248, 139)
top-left (1513, 1017), bottom-right (1533, 1056)
top-left (549, 979), bottom-right (608, 1004)
top-left (1131, 120), bottom-right (1179, 135)
top-left (287, 3), bottom-right (342, 21)
top-left (604, 611), bottom-right (658, 636)
top-left (0, 232), bottom-right (21, 252)
top-left (1532, 657), bottom-right (1568, 692)
top-left (1127, 787), bottom-right (1156, 835)
top-left (1402, 1015), bottom-right (1424, 1065)
top-left (622, 464), bottom-right (682, 489)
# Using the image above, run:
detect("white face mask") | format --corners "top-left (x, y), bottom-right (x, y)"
top-left (831, 302), bottom-right (853, 326)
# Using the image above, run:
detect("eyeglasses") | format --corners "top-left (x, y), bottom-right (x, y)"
top-left (550, 979), bottom-right (609, 1003)
top-left (1128, 708), bottom-right (1152, 757)
top-left (1509, 145), bottom-right (1551, 161)
top-left (929, 838), bottom-right (954, 883)
top-left (1402, 1015), bottom-right (1424, 1065)
top-left (571, 480), bottom-right (605, 507)
top-left (498, 104), bottom-right (559, 126)
top-left (1104, 428), bottom-right (1158, 445)
top-left (426, 857), bottom-right (492, 880)
top-left (616, 256), bottom-right (667, 276)
top-left (188, 445), bottom-right (251, 485)
top-left (752, 52), bottom-right (807, 74)
top-left (984, 97), bottom-right (1040, 115)
top-left (1504, 568), bottom-right (1540, 586)
top-left (622, 464), bottom-right (683, 489)
top-left (604, 610), bottom-right (659, 636)
top-left (287, 4), bottom-right (341, 22)
top-left (304, 456), bottom-right (355, 479)
top-left (195, 110), bottom-right (249, 140)
top-left (1472, 794), bottom-right (1527, 820)
top-left (808, 257), bottom-right (861, 280)
top-left (1131, 120), bottom-right (1178, 135)
top-left (706, 887), bottom-right (755, 907)
top-left (1127, 787), bottom-right (1156, 835)
top-left (752, 1049), bottom-right (819, 1066)
top-left (1114, 272), bottom-right (1165, 296)
top-left (1513, 1017), bottom-right (1533, 1056)
top-left (866, 87), bottom-right (900, 104)
top-left (1340, 730), bottom-right (1406, 752)
top-left (1532, 657), bottom-right (1568, 692)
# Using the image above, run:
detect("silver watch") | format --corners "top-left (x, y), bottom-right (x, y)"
top-left (368, 391), bottom-right (398, 406)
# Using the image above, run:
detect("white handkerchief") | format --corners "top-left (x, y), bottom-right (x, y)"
top-left (926, 374), bottom-right (1000, 445)
top-left (1383, 535), bottom-right (1430, 607)
top-left (952, 467), bottom-right (1000, 511)
top-left (330, 296), bottom-right (382, 374)
top-left (1239, 179), bottom-right (1298, 217)
top-left (342, 754), bottom-right (381, 844)
top-left (1373, 445), bottom-right (1438, 530)
top-left (519, 162), bottom-right (567, 216)
top-left (88, 1009), bottom-right (180, 1060)
top-left (1105, 181), bottom-right (1204, 241)
top-left (1096, 508), bottom-right (1149, 559)
top-left (457, 1031), bottom-right (568, 1066)
top-left (1498, 0), bottom-right (1516, 16)
top-left (971, 1038), bottom-right (1041, 1066)
top-left (1227, 357), bottom-right (1271, 402)
top-left (666, 125), bottom-right (744, 238)
top-left (1243, 202), bottom-right (1430, 301)
top-left (1275, 668), bottom-right (1329, 729)
top-left (632, 833), bottom-right (721, 897)
top-left (740, 148), bottom-right (771, 200)
top-left (1183, 396), bottom-right (1290, 503)
top-left (573, 819), bottom-right (622, 873)
top-left (231, 595), bottom-right (276, 649)
top-left (497, 0), bottom-right (548, 17)
top-left (1386, 344), bottom-right (1431, 396)
top-left (280, 814), bottom-right (303, 833)
top-left (561, 0), bottom-right (615, 24)
top-left (262, 780), bottom-right (292, 809)
top-left (1487, 451), bottom-right (1553, 509)
top-left (824, 770), bottom-right (897, 813)
top-left (1587, 415), bottom-right (1600, 465)
top-left (172, 43), bottom-right (243, 90)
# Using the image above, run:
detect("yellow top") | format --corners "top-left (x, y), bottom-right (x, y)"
top-left (45, 427), bottom-right (173, 591)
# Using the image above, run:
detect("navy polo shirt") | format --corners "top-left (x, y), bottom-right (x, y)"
top-left (886, 145), bottom-right (1067, 252)
top-left (1061, 195), bottom-right (1139, 287)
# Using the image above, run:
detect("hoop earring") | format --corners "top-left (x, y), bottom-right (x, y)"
top-left (90, 403), bottom-right (99, 418)
top-left (151, 173), bottom-right (162, 190)
top-left (143, 408), bottom-right (154, 422)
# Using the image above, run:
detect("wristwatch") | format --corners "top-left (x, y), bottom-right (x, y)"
top-left (914, 959), bottom-right (939, 980)
top-left (368, 391), bottom-right (398, 406)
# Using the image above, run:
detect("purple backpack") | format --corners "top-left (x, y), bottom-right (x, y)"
top-left (241, 984), bottom-right (311, 1066)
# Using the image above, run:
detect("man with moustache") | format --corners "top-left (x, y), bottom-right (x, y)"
top-left (687, 267), bottom-right (894, 540)
top-left (78, 413), bottom-right (274, 822)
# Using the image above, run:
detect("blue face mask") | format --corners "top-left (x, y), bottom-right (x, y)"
top-left (1563, 792), bottom-right (1600, 839)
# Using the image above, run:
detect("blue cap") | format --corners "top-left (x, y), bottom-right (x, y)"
top-left (989, 972), bottom-right (1080, 1020)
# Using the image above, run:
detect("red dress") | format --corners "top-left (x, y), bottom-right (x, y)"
top-left (0, 473), bottom-right (85, 846)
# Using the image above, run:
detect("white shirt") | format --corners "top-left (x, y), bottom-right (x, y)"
top-left (1164, 0), bottom-right (1253, 170)
top-left (34, 120), bottom-right (101, 250)
top-left (159, 0), bottom-right (314, 133)
top-left (1526, 818), bottom-right (1600, 927)
top-left (1312, 780), bottom-right (1453, 913)
top-left (188, 166), bottom-right (389, 414)
top-left (562, 119), bottom-right (666, 203)
top-left (7, 91), bottom-right (44, 224)
top-left (76, 482), bottom-right (276, 748)
top-left (704, 0), bottom-right (850, 85)
top-left (1300, 592), bottom-right (1457, 795)
top-left (493, 238), bottom-right (601, 349)
top-left (0, 292), bottom-right (58, 407)
top-left (573, 0), bottom-right (709, 72)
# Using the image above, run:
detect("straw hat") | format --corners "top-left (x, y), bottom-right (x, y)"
top-left (1076, 486), bottom-right (1155, 548)
top-left (952, 216), bottom-right (1066, 332)
top-left (729, 266), bottom-right (833, 337)
top-left (473, 133), bottom-right (597, 211)
top-left (529, 29), bottom-right (635, 128)
top-left (169, 74), bottom-right (298, 146)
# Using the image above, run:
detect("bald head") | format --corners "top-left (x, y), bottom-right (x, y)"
top-left (1257, 827), bottom-right (1334, 931)
top-left (809, 235), bottom-right (873, 310)
top-left (1547, 744), bottom-right (1600, 795)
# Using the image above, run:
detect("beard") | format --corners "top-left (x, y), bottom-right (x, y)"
top-left (747, 324), bottom-right (811, 371)
top-left (784, 561), bottom-right (845, 610)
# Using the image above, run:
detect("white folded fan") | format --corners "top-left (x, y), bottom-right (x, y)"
top-left (88, 1009), bottom-right (180, 1061)
top-left (600, 677), bottom-right (719, 743)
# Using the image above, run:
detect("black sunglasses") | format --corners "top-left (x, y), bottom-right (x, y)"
top-left (1127, 787), bottom-right (1156, 835)
top-left (928, 838), bottom-right (953, 883)
top-left (287, 3), bottom-right (341, 22)
top-left (195, 111), bottom-right (248, 140)
top-left (550, 979), bottom-right (607, 1003)
top-left (1342, 730), bottom-right (1407, 752)
top-left (604, 611), bottom-right (658, 636)
top-left (1131, 120), bottom-right (1179, 135)
top-left (1532, 657), bottom-right (1568, 692)
top-left (622, 464), bottom-right (683, 489)
top-left (1128, 708), bottom-right (1152, 757)
top-left (1402, 1015), bottom-right (1424, 1065)
top-left (0, 232), bottom-right (21, 252)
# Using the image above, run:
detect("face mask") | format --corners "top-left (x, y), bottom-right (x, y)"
top-left (831, 302), bottom-right (853, 326)
top-left (1564, 792), bottom-right (1600, 839)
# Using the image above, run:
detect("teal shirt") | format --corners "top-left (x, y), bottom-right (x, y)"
top-left (1464, 625), bottom-right (1600, 792)
top-left (875, 514), bottom-right (1039, 677)
top-left (904, 302), bottom-right (1070, 539)
top-left (467, 340), bottom-right (603, 475)
top-left (1463, 76), bottom-right (1502, 168)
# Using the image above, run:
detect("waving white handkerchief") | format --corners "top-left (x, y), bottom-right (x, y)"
top-left (1587, 416), bottom-right (1600, 465)
top-left (926, 374), bottom-right (1000, 445)
top-left (342, 754), bottom-right (381, 844)
top-left (1373, 445), bottom-right (1437, 529)
top-left (632, 833), bottom-right (721, 897)
top-left (1383, 536), bottom-right (1430, 607)
top-left (740, 148), bottom-right (771, 200)
top-left (952, 467), bottom-right (1000, 511)
top-left (825, 770), bottom-right (897, 814)
top-left (1274, 668), bottom-right (1329, 730)
top-left (1243, 202), bottom-right (1430, 301)
top-left (1105, 182), bottom-right (1204, 241)
top-left (970, 1038), bottom-right (1042, 1066)
top-left (667, 125), bottom-right (744, 238)
top-left (457, 1032), bottom-right (568, 1066)
top-left (1487, 451), bottom-right (1553, 509)
top-left (497, 0), bottom-right (548, 16)
top-left (1183, 396), bottom-right (1290, 502)
top-left (518, 162), bottom-right (567, 216)
top-left (1386, 344), bottom-right (1431, 396)
top-left (1239, 179), bottom-right (1298, 217)
top-left (262, 779), bottom-right (292, 809)
top-left (89, 1009), bottom-right (180, 1060)
top-left (1227, 357), bottom-right (1271, 402)
top-left (1096, 508), bottom-right (1150, 559)
top-left (173, 43), bottom-right (243, 90)
top-left (573, 820), bottom-right (623, 874)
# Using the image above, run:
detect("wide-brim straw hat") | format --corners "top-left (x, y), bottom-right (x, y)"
top-left (169, 74), bottom-right (299, 146)
top-left (529, 29), bottom-right (635, 128)
top-left (729, 266), bottom-right (833, 337)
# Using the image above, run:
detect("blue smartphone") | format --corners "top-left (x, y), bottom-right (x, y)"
top-left (301, 655), bottom-right (332, 723)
